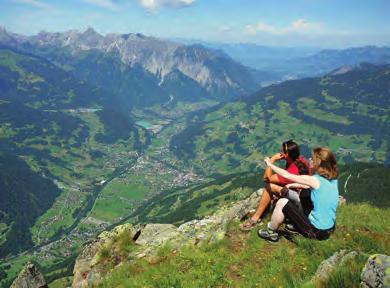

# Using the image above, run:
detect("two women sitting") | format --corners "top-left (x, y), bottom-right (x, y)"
top-left (240, 141), bottom-right (339, 242)
top-left (258, 147), bottom-right (339, 242)
top-left (240, 140), bottom-right (310, 231)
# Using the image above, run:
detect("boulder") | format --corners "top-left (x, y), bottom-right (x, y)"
top-left (312, 250), bottom-right (358, 283)
top-left (361, 254), bottom-right (390, 288)
top-left (10, 263), bottom-right (47, 288)
top-left (134, 223), bottom-right (181, 258)
top-left (72, 223), bottom-right (136, 288)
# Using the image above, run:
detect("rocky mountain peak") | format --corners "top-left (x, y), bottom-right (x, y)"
top-left (83, 26), bottom-right (99, 36)
top-left (0, 27), bottom-right (17, 45)
top-left (0, 28), bottom-right (265, 99)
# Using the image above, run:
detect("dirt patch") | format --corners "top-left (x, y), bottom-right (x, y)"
top-left (225, 229), bottom-right (250, 253)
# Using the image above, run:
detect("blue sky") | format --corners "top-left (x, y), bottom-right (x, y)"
top-left (1, 0), bottom-right (389, 47)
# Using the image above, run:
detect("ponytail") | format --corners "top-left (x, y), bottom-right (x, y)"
top-left (295, 159), bottom-right (309, 175)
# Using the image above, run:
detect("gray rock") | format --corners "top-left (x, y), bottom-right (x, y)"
top-left (72, 224), bottom-right (136, 288)
top-left (10, 263), bottom-right (47, 288)
top-left (312, 250), bottom-right (359, 283)
top-left (135, 224), bottom-right (178, 246)
top-left (361, 254), bottom-right (390, 288)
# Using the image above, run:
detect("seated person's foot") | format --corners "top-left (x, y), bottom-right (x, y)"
top-left (239, 209), bottom-right (256, 222)
top-left (257, 223), bottom-right (279, 242)
top-left (285, 223), bottom-right (299, 235)
top-left (239, 217), bottom-right (262, 231)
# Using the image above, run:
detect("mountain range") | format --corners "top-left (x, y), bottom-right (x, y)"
top-left (0, 27), bottom-right (389, 287)
top-left (183, 40), bottom-right (390, 80)
top-left (0, 27), bottom-right (273, 104)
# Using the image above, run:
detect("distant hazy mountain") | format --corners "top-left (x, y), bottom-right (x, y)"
top-left (0, 28), bottom-right (276, 103)
top-left (280, 46), bottom-right (390, 78)
top-left (176, 39), bottom-right (390, 81)
top-left (219, 44), bottom-right (390, 80)
top-left (174, 39), bottom-right (319, 70)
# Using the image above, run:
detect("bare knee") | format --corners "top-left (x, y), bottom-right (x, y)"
top-left (275, 198), bottom-right (289, 209)
top-left (270, 183), bottom-right (283, 194)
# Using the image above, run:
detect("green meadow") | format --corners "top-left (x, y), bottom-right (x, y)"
top-left (91, 177), bottom-right (148, 222)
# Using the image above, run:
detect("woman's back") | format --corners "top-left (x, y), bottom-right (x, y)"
top-left (309, 174), bottom-right (339, 230)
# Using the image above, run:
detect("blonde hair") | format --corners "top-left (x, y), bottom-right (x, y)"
top-left (312, 147), bottom-right (338, 180)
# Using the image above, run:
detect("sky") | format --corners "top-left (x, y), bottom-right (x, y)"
top-left (1, 0), bottom-right (389, 48)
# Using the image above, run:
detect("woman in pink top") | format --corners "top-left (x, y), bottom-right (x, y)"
top-left (240, 140), bottom-right (310, 231)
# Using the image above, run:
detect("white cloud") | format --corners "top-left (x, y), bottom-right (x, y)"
top-left (82, 0), bottom-right (120, 11)
top-left (12, 0), bottom-right (51, 9)
top-left (138, 0), bottom-right (195, 11)
top-left (244, 18), bottom-right (325, 36)
top-left (219, 25), bottom-right (233, 33)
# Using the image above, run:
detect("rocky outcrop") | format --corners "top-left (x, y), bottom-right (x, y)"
top-left (72, 224), bottom-right (136, 288)
top-left (72, 189), bottom-right (263, 287)
top-left (311, 249), bottom-right (359, 283)
top-left (10, 263), bottom-right (47, 288)
top-left (361, 254), bottom-right (390, 288)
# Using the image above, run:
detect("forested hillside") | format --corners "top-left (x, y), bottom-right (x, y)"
top-left (171, 64), bottom-right (390, 175)
top-left (0, 48), bottom-right (148, 258)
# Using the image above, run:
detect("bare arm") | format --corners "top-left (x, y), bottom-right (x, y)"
top-left (263, 153), bottom-right (284, 182)
top-left (286, 183), bottom-right (311, 189)
top-left (265, 157), bottom-right (320, 189)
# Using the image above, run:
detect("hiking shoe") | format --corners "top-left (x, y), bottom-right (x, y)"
top-left (285, 224), bottom-right (299, 235)
top-left (257, 227), bottom-right (279, 242)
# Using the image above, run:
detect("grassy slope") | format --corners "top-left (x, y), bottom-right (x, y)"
top-left (92, 163), bottom-right (390, 287)
top-left (100, 203), bottom-right (389, 288)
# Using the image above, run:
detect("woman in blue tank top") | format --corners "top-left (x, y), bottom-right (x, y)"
top-left (258, 147), bottom-right (339, 242)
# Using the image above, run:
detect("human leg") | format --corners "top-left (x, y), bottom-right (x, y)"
top-left (286, 189), bottom-right (303, 211)
top-left (240, 184), bottom-right (282, 231)
top-left (251, 183), bottom-right (282, 221)
top-left (281, 201), bottom-right (316, 238)
top-left (299, 189), bottom-right (313, 217)
top-left (269, 198), bottom-right (289, 230)
top-left (257, 198), bottom-right (289, 242)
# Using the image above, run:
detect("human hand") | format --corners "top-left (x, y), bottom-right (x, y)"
top-left (280, 186), bottom-right (289, 198)
top-left (271, 153), bottom-right (284, 161)
top-left (264, 157), bottom-right (272, 167)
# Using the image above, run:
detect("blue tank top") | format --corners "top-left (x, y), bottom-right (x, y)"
top-left (308, 174), bottom-right (339, 230)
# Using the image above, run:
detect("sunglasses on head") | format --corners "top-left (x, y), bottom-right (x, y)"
top-left (282, 139), bottom-right (293, 153)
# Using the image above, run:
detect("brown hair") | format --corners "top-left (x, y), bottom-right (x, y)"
top-left (312, 147), bottom-right (338, 180)
top-left (282, 140), bottom-right (309, 175)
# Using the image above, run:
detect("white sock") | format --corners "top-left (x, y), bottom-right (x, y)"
top-left (267, 222), bottom-right (276, 231)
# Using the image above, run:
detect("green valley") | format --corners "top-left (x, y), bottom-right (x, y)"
top-left (0, 28), bottom-right (389, 288)
top-left (171, 64), bottom-right (390, 175)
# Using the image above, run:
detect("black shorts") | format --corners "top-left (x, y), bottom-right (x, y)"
top-left (282, 201), bottom-right (334, 240)
top-left (299, 189), bottom-right (313, 217)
